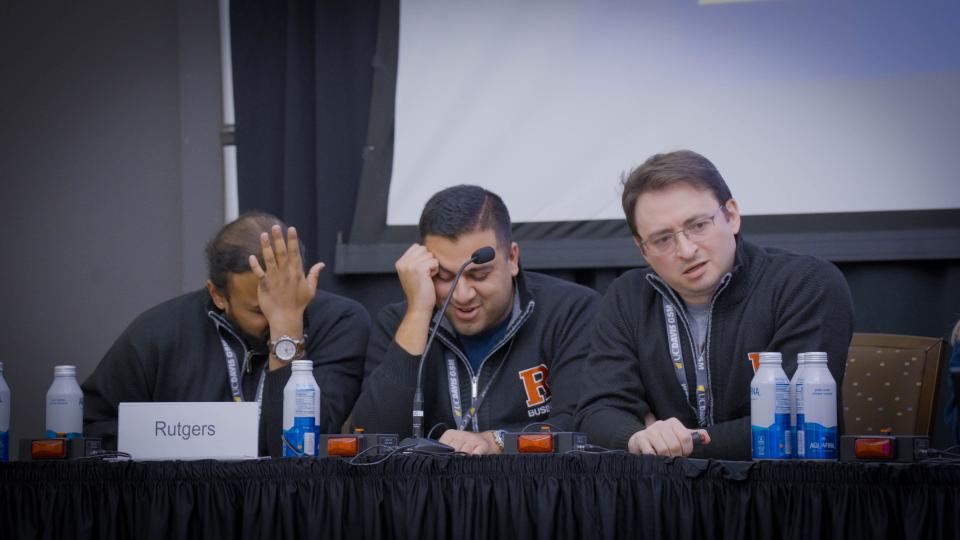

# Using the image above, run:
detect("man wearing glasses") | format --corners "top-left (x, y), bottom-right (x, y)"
top-left (575, 150), bottom-right (854, 459)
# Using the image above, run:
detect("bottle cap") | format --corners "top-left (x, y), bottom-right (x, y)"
top-left (758, 352), bottom-right (782, 364)
top-left (291, 359), bottom-right (313, 371)
top-left (804, 352), bottom-right (828, 363)
top-left (797, 352), bottom-right (806, 365)
top-left (54, 365), bottom-right (76, 377)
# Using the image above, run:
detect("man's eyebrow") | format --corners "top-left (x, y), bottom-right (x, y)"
top-left (646, 212), bottom-right (715, 237)
top-left (465, 264), bottom-right (492, 275)
top-left (647, 226), bottom-right (675, 238)
top-left (438, 261), bottom-right (492, 276)
top-left (683, 211), bottom-right (713, 226)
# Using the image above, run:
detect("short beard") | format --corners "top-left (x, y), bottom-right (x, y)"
top-left (224, 312), bottom-right (268, 348)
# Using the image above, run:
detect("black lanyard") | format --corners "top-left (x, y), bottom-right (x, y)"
top-left (662, 300), bottom-right (711, 427)
top-left (218, 335), bottom-right (265, 406)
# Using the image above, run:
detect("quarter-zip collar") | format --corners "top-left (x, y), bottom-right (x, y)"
top-left (204, 297), bottom-right (270, 375)
top-left (645, 255), bottom-right (736, 426)
top-left (431, 269), bottom-right (538, 431)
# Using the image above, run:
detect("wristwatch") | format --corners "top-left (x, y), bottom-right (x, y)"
top-left (268, 335), bottom-right (306, 362)
top-left (491, 429), bottom-right (507, 452)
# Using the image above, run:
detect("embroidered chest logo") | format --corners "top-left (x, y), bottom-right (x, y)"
top-left (518, 363), bottom-right (551, 408)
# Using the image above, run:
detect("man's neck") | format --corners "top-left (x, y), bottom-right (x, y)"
top-left (680, 294), bottom-right (712, 308)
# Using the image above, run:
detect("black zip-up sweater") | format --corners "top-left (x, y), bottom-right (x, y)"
top-left (82, 288), bottom-right (370, 457)
top-left (575, 239), bottom-right (854, 460)
top-left (351, 271), bottom-right (599, 437)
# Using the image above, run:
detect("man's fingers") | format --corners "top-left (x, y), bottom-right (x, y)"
top-left (249, 254), bottom-right (266, 278)
top-left (260, 232), bottom-right (278, 271)
top-left (647, 429), bottom-right (672, 456)
top-left (271, 225), bottom-right (287, 268)
top-left (286, 226), bottom-right (303, 271)
top-left (637, 434), bottom-right (655, 455)
top-left (662, 418), bottom-right (689, 457)
top-left (307, 262), bottom-right (325, 290)
top-left (662, 429), bottom-right (685, 457)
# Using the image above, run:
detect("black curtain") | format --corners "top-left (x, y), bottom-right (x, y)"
top-left (231, 0), bottom-right (382, 298)
top-left (4, 455), bottom-right (960, 539)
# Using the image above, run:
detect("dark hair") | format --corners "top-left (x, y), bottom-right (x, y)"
top-left (418, 185), bottom-right (512, 246)
top-left (620, 150), bottom-right (733, 238)
top-left (205, 211), bottom-right (297, 295)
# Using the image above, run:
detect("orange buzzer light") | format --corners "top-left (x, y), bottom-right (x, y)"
top-left (853, 438), bottom-right (894, 460)
top-left (326, 436), bottom-right (360, 457)
top-left (517, 433), bottom-right (554, 453)
top-left (31, 439), bottom-right (68, 459)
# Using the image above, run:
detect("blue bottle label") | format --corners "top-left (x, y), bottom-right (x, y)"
top-left (44, 430), bottom-right (82, 439)
top-left (282, 416), bottom-right (319, 457)
top-left (0, 431), bottom-right (8, 462)
top-left (802, 422), bottom-right (837, 459)
top-left (751, 412), bottom-right (791, 459)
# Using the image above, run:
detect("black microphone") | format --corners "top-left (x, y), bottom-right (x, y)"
top-left (401, 246), bottom-right (496, 453)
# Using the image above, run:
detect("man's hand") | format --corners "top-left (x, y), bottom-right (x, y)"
top-left (249, 225), bottom-right (324, 368)
top-left (438, 429), bottom-right (502, 455)
top-left (393, 243), bottom-right (440, 355)
top-left (627, 413), bottom-right (710, 457)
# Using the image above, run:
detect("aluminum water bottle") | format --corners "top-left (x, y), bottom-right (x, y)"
top-left (788, 353), bottom-right (807, 459)
top-left (797, 352), bottom-right (837, 459)
top-left (0, 362), bottom-right (10, 461)
top-left (46, 365), bottom-right (83, 438)
top-left (282, 360), bottom-right (321, 457)
top-left (750, 352), bottom-right (790, 459)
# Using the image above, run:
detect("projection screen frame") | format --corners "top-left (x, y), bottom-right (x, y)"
top-left (337, 0), bottom-right (960, 275)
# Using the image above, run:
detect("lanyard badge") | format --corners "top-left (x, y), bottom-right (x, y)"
top-left (661, 300), bottom-right (711, 427)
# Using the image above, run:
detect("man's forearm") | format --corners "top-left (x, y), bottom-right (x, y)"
top-left (394, 309), bottom-right (433, 356)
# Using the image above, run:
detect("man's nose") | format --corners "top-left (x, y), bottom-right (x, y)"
top-left (675, 231), bottom-right (699, 259)
top-left (453, 277), bottom-right (476, 303)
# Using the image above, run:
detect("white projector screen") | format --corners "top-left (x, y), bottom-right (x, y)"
top-left (387, 0), bottom-right (960, 225)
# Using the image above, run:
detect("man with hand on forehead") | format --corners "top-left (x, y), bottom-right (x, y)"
top-left (82, 212), bottom-right (370, 457)
top-left (576, 150), bottom-right (853, 459)
top-left (351, 185), bottom-right (599, 454)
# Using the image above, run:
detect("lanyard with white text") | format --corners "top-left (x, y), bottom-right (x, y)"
top-left (446, 338), bottom-right (514, 431)
top-left (219, 335), bottom-right (265, 405)
top-left (662, 300), bottom-right (711, 427)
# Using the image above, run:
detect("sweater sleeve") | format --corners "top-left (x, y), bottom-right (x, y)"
top-left (767, 258), bottom-right (854, 423)
top-left (260, 298), bottom-right (371, 457)
top-left (771, 259), bottom-right (853, 377)
top-left (81, 328), bottom-right (155, 451)
top-left (350, 305), bottom-right (422, 438)
top-left (696, 259), bottom-right (854, 459)
top-left (575, 280), bottom-right (649, 450)
top-left (544, 288), bottom-right (601, 431)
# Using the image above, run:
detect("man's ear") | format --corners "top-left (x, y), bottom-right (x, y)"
top-left (724, 198), bottom-right (742, 235)
top-left (508, 241), bottom-right (520, 277)
top-left (206, 280), bottom-right (228, 311)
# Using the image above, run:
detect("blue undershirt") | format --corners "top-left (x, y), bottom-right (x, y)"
top-left (458, 315), bottom-right (512, 374)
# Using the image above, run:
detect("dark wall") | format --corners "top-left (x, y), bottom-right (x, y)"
top-left (0, 1), bottom-right (223, 459)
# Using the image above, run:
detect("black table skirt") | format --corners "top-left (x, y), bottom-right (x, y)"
top-left (2, 454), bottom-right (959, 539)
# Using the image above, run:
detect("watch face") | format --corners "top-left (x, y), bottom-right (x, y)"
top-left (275, 339), bottom-right (298, 361)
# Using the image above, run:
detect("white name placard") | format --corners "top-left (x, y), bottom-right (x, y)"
top-left (118, 402), bottom-right (260, 460)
